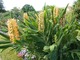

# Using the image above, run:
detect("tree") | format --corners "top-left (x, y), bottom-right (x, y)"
top-left (22, 4), bottom-right (35, 12)
top-left (0, 0), bottom-right (5, 12)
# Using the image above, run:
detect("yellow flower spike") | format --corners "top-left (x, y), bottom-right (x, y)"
top-left (7, 19), bottom-right (20, 43)
top-left (38, 11), bottom-right (44, 31)
top-left (23, 13), bottom-right (28, 20)
top-left (54, 7), bottom-right (59, 17)
top-left (55, 7), bottom-right (59, 17)
top-left (9, 34), bottom-right (15, 43)
top-left (53, 7), bottom-right (59, 24)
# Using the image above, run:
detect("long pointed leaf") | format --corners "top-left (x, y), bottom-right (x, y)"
top-left (0, 41), bottom-right (10, 44)
top-left (0, 30), bottom-right (9, 39)
top-left (0, 44), bottom-right (13, 49)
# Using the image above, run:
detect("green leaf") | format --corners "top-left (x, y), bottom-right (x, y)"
top-left (76, 36), bottom-right (80, 41)
top-left (76, 30), bottom-right (80, 41)
top-left (0, 44), bottom-right (13, 49)
top-left (0, 41), bottom-right (10, 44)
top-left (43, 46), bottom-right (50, 52)
top-left (0, 30), bottom-right (9, 39)
top-left (50, 44), bottom-right (57, 52)
top-left (57, 4), bottom-right (69, 23)
top-left (49, 47), bottom-right (58, 60)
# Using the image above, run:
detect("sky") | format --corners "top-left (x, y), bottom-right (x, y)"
top-left (3, 0), bottom-right (76, 11)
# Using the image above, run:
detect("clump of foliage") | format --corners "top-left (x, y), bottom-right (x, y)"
top-left (73, 0), bottom-right (80, 21)
top-left (0, 4), bottom-right (80, 60)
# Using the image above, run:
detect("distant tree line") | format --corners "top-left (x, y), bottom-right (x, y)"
top-left (0, 0), bottom-right (5, 12)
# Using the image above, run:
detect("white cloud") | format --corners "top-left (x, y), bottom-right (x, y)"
top-left (3, 0), bottom-right (76, 11)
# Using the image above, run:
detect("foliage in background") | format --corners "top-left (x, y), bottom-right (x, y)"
top-left (73, 0), bottom-right (80, 21)
top-left (22, 4), bottom-right (35, 13)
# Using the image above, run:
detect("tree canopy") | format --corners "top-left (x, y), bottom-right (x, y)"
top-left (22, 4), bottom-right (35, 12)
top-left (0, 0), bottom-right (5, 12)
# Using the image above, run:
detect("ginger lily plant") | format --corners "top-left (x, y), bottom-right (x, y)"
top-left (0, 5), bottom-right (80, 60)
